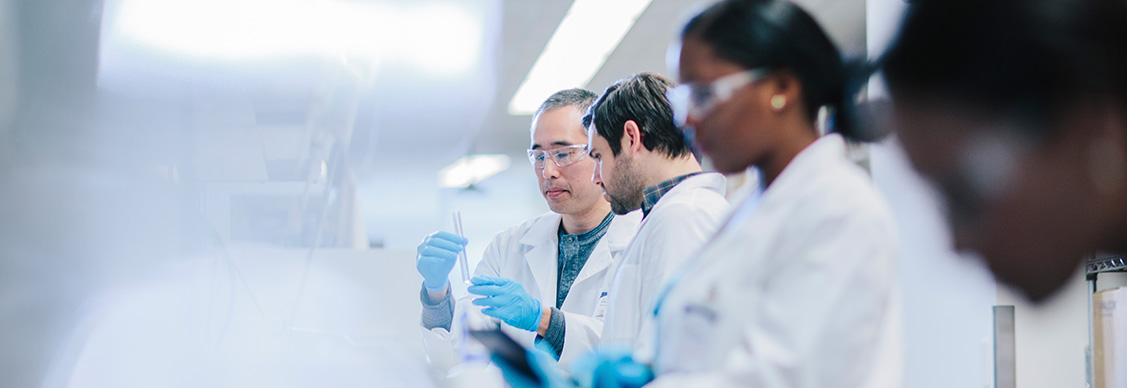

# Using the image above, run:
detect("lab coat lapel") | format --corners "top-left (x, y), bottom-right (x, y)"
top-left (571, 211), bottom-right (639, 286)
top-left (520, 213), bottom-right (561, 302)
top-left (756, 134), bottom-right (845, 215)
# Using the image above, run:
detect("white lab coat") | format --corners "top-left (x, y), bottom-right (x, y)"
top-left (646, 134), bottom-right (902, 388)
top-left (420, 210), bottom-right (641, 371)
top-left (597, 173), bottom-right (730, 354)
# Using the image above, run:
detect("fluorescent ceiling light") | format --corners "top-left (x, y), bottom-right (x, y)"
top-left (507, 0), bottom-right (654, 115)
top-left (438, 154), bottom-right (511, 188)
top-left (111, 0), bottom-right (482, 74)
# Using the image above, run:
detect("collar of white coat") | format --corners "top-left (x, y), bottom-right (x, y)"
top-left (518, 210), bottom-right (639, 254)
top-left (642, 172), bottom-right (727, 218)
top-left (758, 133), bottom-right (848, 207)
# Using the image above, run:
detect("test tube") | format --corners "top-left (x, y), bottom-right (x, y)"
top-left (453, 211), bottom-right (472, 285)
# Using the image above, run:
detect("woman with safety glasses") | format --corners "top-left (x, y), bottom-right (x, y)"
top-left (638, 0), bottom-right (900, 386)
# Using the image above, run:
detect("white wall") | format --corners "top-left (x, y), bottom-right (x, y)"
top-left (996, 269), bottom-right (1090, 388)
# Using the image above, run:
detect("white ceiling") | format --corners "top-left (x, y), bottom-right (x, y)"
top-left (94, 0), bottom-right (868, 247)
top-left (367, 0), bottom-right (867, 167)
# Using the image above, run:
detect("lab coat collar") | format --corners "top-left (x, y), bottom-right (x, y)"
top-left (571, 210), bottom-right (641, 287)
top-left (759, 133), bottom-right (847, 208)
top-left (603, 210), bottom-right (640, 253)
top-left (517, 210), bottom-right (640, 305)
top-left (656, 172), bottom-right (728, 206)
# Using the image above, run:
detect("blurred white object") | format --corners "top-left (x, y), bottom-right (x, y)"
top-left (50, 246), bottom-right (434, 388)
top-left (112, 0), bottom-right (482, 74)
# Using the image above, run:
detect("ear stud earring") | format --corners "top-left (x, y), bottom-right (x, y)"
top-left (770, 95), bottom-right (787, 111)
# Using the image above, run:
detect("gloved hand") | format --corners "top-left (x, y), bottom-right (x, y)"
top-left (493, 340), bottom-right (573, 388)
top-left (468, 276), bottom-right (544, 332)
top-left (571, 347), bottom-right (654, 388)
top-left (416, 231), bottom-right (468, 292)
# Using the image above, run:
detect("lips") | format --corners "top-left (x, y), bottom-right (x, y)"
top-left (545, 187), bottom-right (568, 199)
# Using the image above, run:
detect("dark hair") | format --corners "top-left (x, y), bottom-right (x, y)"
top-left (882, 0), bottom-right (1127, 138)
top-left (535, 88), bottom-right (599, 121)
top-left (682, 0), bottom-right (874, 141)
top-left (581, 72), bottom-right (689, 158)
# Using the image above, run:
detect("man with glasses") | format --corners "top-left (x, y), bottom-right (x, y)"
top-left (416, 89), bottom-right (642, 371)
top-left (582, 72), bottom-right (730, 353)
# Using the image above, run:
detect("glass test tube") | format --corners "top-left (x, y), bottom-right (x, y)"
top-left (453, 211), bottom-right (472, 285)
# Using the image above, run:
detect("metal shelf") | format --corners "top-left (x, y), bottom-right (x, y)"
top-left (1088, 253), bottom-right (1127, 387)
top-left (1086, 253), bottom-right (1127, 279)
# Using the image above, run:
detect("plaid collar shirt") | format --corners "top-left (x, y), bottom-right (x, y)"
top-left (640, 172), bottom-right (702, 218)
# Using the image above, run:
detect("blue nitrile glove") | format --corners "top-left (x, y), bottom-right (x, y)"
top-left (468, 276), bottom-right (544, 332)
top-left (493, 340), bottom-right (573, 388)
top-left (416, 231), bottom-right (468, 292)
top-left (571, 347), bottom-right (654, 388)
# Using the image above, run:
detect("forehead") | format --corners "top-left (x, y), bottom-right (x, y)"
top-left (531, 106), bottom-right (588, 147)
top-left (677, 36), bottom-right (739, 82)
top-left (892, 100), bottom-right (987, 176)
top-left (585, 124), bottom-right (605, 148)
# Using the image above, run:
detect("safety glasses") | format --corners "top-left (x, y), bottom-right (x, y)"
top-left (526, 144), bottom-right (589, 169)
top-left (666, 68), bottom-right (769, 127)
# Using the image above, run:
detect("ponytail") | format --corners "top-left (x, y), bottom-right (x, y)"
top-left (831, 58), bottom-right (886, 142)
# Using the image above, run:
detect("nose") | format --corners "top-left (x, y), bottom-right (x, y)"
top-left (591, 164), bottom-right (602, 186)
top-left (541, 161), bottom-right (560, 180)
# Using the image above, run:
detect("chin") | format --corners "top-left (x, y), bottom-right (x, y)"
top-left (544, 200), bottom-right (567, 214)
top-left (985, 251), bottom-right (1084, 304)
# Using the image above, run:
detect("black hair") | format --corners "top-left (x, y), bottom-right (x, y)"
top-left (681, 0), bottom-right (875, 141)
top-left (581, 72), bottom-right (689, 158)
top-left (535, 88), bottom-right (599, 119)
top-left (882, 0), bottom-right (1127, 138)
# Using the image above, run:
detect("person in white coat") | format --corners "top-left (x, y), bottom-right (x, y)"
top-left (415, 89), bottom-right (642, 371)
top-left (640, 1), bottom-right (901, 386)
top-left (582, 72), bottom-right (730, 353)
top-left (494, 1), bottom-right (900, 387)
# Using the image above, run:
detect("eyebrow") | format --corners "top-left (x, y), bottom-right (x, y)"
top-left (530, 141), bottom-right (577, 150)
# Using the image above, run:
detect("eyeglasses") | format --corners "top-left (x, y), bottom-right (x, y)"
top-left (527, 144), bottom-right (589, 169)
top-left (666, 68), bottom-right (768, 127)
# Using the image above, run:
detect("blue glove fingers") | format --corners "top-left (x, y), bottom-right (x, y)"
top-left (417, 256), bottom-right (453, 272)
top-left (470, 275), bottom-right (510, 286)
top-left (418, 231), bottom-right (467, 255)
top-left (614, 362), bottom-right (654, 388)
top-left (419, 246), bottom-right (458, 261)
top-left (430, 231), bottom-right (468, 245)
top-left (570, 346), bottom-right (638, 388)
top-left (471, 296), bottom-right (508, 308)
top-left (423, 237), bottom-right (465, 253)
top-left (478, 306), bottom-right (505, 321)
top-left (467, 283), bottom-right (509, 297)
